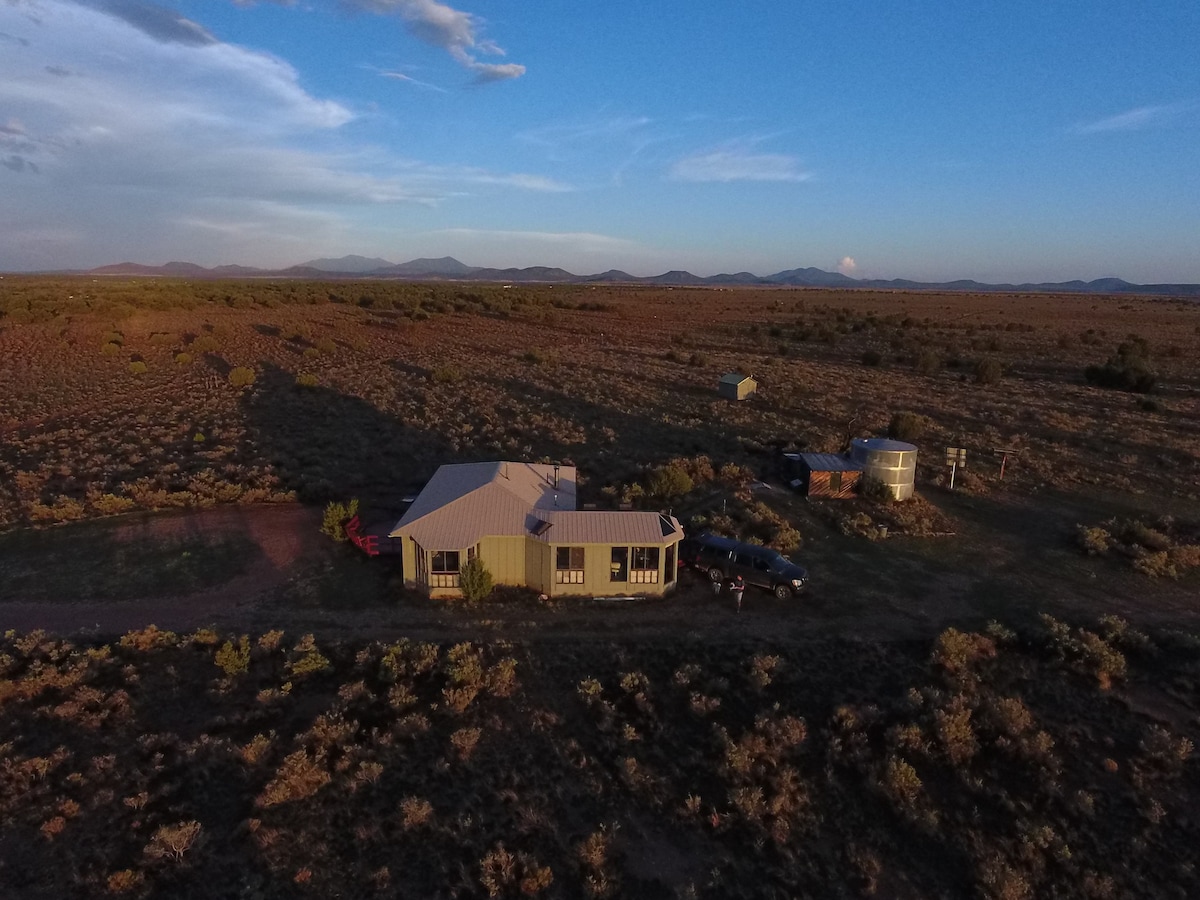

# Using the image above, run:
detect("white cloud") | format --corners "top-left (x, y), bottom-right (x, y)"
top-left (670, 142), bottom-right (810, 183)
top-left (1074, 103), bottom-right (1191, 134)
top-left (343, 0), bottom-right (525, 82)
top-left (0, 1), bottom-right (560, 268)
top-left (837, 256), bottom-right (857, 275)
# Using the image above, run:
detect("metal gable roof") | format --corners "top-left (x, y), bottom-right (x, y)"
top-left (390, 461), bottom-right (577, 548)
top-left (720, 372), bottom-right (754, 385)
top-left (532, 510), bottom-right (684, 545)
top-left (798, 453), bottom-right (864, 472)
top-left (389, 460), bottom-right (683, 551)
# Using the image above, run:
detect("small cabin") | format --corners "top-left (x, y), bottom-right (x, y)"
top-left (718, 373), bottom-right (757, 401)
top-left (784, 453), bottom-right (863, 498)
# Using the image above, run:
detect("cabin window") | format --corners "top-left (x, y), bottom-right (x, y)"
top-left (610, 547), bottom-right (628, 582)
top-left (829, 470), bottom-right (843, 493)
top-left (630, 546), bottom-right (660, 584)
top-left (431, 550), bottom-right (461, 588)
top-left (665, 543), bottom-right (676, 583)
top-left (555, 546), bottom-right (585, 584)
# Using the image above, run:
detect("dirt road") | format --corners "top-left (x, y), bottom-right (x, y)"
top-left (0, 486), bottom-right (1195, 642)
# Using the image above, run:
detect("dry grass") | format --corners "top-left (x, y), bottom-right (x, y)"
top-left (1, 279), bottom-right (1196, 534)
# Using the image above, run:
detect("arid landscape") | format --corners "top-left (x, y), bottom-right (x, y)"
top-left (1, 277), bottom-right (1198, 898)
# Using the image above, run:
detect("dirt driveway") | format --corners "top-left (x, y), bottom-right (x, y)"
top-left (1, 486), bottom-right (1196, 642)
top-left (0, 504), bottom-right (327, 636)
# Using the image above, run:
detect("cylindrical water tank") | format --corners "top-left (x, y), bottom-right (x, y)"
top-left (850, 438), bottom-right (918, 501)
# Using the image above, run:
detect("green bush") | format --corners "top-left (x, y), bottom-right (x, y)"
top-left (288, 634), bottom-right (331, 676)
top-left (228, 366), bottom-right (256, 388)
top-left (431, 365), bottom-right (462, 384)
top-left (974, 357), bottom-right (1003, 385)
top-left (296, 373), bottom-right (318, 388)
top-left (128, 361), bottom-right (147, 375)
top-left (100, 341), bottom-right (121, 356)
top-left (888, 411), bottom-right (930, 442)
top-left (215, 636), bottom-right (251, 677)
top-left (915, 350), bottom-right (942, 375)
top-left (191, 335), bottom-right (220, 353)
top-left (458, 557), bottom-right (495, 603)
top-left (320, 498), bottom-right (359, 542)
top-left (647, 465), bottom-right (694, 501)
top-left (1085, 340), bottom-right (1156, 393)
top-left (174, 352), bottom-right (193, 365)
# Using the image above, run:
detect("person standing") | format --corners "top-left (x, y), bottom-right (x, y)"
top-left (730, 574), bottom-right (745, 613)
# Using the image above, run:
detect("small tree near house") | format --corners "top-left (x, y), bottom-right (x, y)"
top-left (459, 557), bottom-right (495, 603)
top-left (321, 499), bottom-right (359, 542)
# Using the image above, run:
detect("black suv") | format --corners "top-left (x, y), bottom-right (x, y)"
top-left (678, 533), bottom-right (808, 599)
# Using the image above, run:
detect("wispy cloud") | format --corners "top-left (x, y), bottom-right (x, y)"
top-left (519, 116), bottom-right (652, 151)
top-left (1074, 103), bottom-right (1192, 134)
top-left (670, 141), bottom-right (810, 183)
top-left (342, 0), bottom-right (525, 82)
top-left (837, 256), bottom-right (857, 275)
top-left (380, 70), bottom-right (449, 93)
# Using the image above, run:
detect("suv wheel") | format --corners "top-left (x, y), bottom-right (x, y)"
top-left (708, 567), bottom-right (725, 583)
top-left (773, 583), bottom-right (793, 601)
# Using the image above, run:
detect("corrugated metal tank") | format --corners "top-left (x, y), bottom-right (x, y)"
top-left (850, 438), bottom-right (918, 501)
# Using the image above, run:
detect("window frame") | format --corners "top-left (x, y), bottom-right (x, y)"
top-left (555, 546), bottom-right (586, 585)
top-left (430, 549), bottom-right (461, 588)
top-left (629, 546), bottom-right (660, 584)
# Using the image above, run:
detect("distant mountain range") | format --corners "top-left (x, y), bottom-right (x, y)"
top-left (75, 256), bottom-right (1200, 297)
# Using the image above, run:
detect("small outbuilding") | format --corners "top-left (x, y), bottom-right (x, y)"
top-left (783, 452), bottom-right (864, 498)
top-left (719, 372), bottom-right (757, 401)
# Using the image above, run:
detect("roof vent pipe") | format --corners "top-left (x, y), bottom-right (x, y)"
top-left (553, 464), bottom-right (560, 488)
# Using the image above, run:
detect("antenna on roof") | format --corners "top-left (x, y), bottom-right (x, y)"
top-left (553, 464), bottom-right (560, 489)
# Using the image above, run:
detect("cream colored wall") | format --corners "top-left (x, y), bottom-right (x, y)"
top-left (479, 536), bottom-right (528, 586)
top-left (401, 538), bottom-right (418, 590)
top-left (547, 541), bottom-right (680, 597)
top-left (525, 539), bottom-right (549, 594)
top-left (404, 534), bottom-right (680, 598)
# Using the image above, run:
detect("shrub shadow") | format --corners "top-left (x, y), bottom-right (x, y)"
top-left (241, 362), bottom-right (453, 505)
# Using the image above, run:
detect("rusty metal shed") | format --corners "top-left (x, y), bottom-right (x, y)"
top-left (784, 452), bottom-right (864, 498)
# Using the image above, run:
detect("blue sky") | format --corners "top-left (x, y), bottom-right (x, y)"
top-left (1, 0), bottom-right (1197, 281)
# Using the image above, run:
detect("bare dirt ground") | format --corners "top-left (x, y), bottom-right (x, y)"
top-left (0, 504), bottom-right (324, 636)
top-left (3, 483), bottom-right (1194, 642)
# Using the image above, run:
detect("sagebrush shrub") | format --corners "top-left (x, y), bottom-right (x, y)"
top-left (215, 636), bottom-right (251, 677)
top-left (915, 350), bottom-right (942, 375)
top-left (888, 411), bottom-right (930, 442)
top-left (228, 366), bottom-right (256, 387)
top-left (974, 357), bottom-right (1003, 385)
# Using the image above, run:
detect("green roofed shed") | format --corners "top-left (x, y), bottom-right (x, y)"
top-left (718, 372), bottom-right (757, 401)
